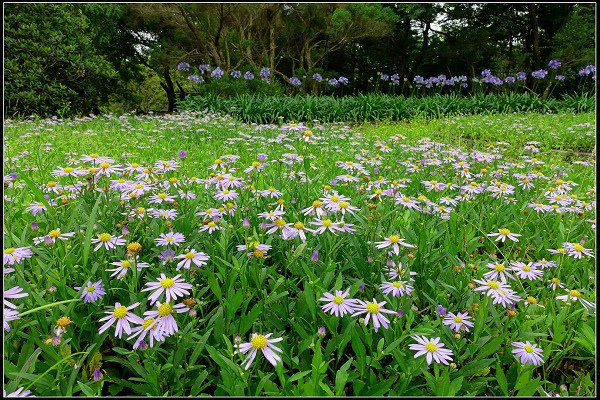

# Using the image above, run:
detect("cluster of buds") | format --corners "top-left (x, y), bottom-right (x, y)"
top-left (45, 316), bottom-right (72, 346)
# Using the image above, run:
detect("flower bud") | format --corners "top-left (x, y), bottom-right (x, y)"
top-left (317, 326), bottom-right (326, 338)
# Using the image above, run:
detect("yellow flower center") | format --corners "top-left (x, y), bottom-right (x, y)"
top-left (499, 228), bottom-right (511, 235)
top-left (294, 222), bottom-right (304, 230)
top-left (251, 161), bottom-right (260, 167)
top-left (339, 201), bottom-right (349, 209)
top-left (160, 278), bottom-right (175, 288)
top-left (98, 233), bottom-right (112, 242)
top-left (157, 193), bottom-right (167, 199)
top-left (322, 219), bottom-right (333, 227)
top-left (522, 265), bottom-right (531, 272)
top-left (330, 196), bottom-right (339, 203)
top-left (366, 302), bottom-right (380, 314)
top-left (226, 202), bottom-right (235, 209)
top-left (312, 200), bottom-right (322, 208)
top-left (573, 244), bottom-right (584, 252)
top-left (551, 278), bottom-right (561, 285)
top-left (99, 163), bottom-right (110, 169)
top-left (185, 252), bottom-right (196, 259)
top-left (48, 230), bottom-right (61, 238)
top-left (425, 343), bottom-right (438, 352)
top-left (389, 235), bottom-right (400, 244)
top-left (253, 249), bottom-right (265, 258)
top-left (142, 318), bottom-right (156, 330)
top-left (131, 163), bottom-right (139, 168)
top-left (166, 237), bottom-right (174, 243)
top-left (214, 159), bottom-right (222, 164)
top-left (113, 306), bottom-right (128, 319)
top-left (48, 181), bottom-right (57, 187)
top-left (526, 296), bottom-right (537, 304)
top-left (208, 222), bottom-right (216, 228)
top-left (569, 290), bottom-right (581, 298)
top-left (324, 185), bottom-right (331, 191)
top-left (303, 130), bottom-right (313, 137)
top-left (556, 179), bottom-right (564, 185)
top-left (137, 207), bottom-right (145, 215)
top-left (488, 281), bottom-right (500, 289)
top-left (375, 189), bottom-right (383, 195)
top-left (524, 345), bottom-right (534, 353)
top-left (90, 153), bottom-right (100, 158)
top-left (332, 295), bottom-right (344, 305)
top-left (64, 167), bottom-right (74, 173)
top-left (86, 285), bottom-right (96, 292)
top-left (135, 184), bottom-right (144, 189)
top-left (121, 260), bottom-right (131, 269)
top-left (251, 335), bottom-right (268, 349)
top-left (275, 219), bottom-right (286, 227)
top-left (453, 316), bottom-right (463, 323)
top-left (157, 303), bottom-right (173, 317)
top-left (169, 177), bottom-right (178, 183)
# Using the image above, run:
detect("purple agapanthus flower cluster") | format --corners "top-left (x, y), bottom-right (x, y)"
top-left (390, 74), bottom-right (401, 85)
top-left (531, 69), bottom-right (548, 79)
top-left (188, 75), bottom-right (203, 83)
top-left (578, 65), bottom-right (596, 76)
top-left (244, 71), bottom-right (254, 80)
top-left (338, 76), bottom-right (349, 85)
top-left (289, 76), bottom-right (302, 87)
top-left (516, 71), bottom-right (527, 81)
top-left (177, 62), bottom-right (190, 71)
top-left (312, 73), bottom-right (323, 82)
top-left (548, 59), bottom-right (561, 69)
top-left (381, 74), bottom-right (390, 82)
top-left (260, 67), bottom-right (271, 83)
top-left (198, 64), bottom-right (211, 73)
top-left (328, 78), bottom-right (339, 87)
top-left (211, 67), bottom-right (224, 79)
top-left (230, 70), bottom-right (241, 79)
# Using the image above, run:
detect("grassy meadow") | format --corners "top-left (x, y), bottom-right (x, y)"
top-left (3, 111), bottom-right (596, 396)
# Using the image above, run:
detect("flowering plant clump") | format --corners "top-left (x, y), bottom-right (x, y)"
top-left (2, 109), bottom-right (595, 396)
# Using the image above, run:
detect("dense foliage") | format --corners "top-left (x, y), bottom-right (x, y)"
top-left (178, 92), bottom-right (595, 124)
top-left (3, 3), bottom-right (597, 117)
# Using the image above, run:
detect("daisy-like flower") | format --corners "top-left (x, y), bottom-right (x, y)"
top-left (26, 201), bottom-right (47, 216)
top-left (214, 189), bottom-right (239, 201)
top-left (91, 233), bottom-right (126, 252)
top-left (483, 262), bottom-right (516, 283)
top-left (33, 228), bottom-right (76, 245)
top-left (143, 301), bottom-right (188, 337)
top-left (52, 166), bottom-right (80, 178)
top-left (351, 298), bottom-right (396, 332)
top-left (555, 289), bottom-right (596, 313)
top-left (395, 195), bottom-right (421, 210)
top-left (4, 307), bottom-right (21, 331)
top-left (330, 200), bottom-right (360, 216)
top-left (310, 218), bottom-right (343, 235)
top-left (512, 341), bottom-right (544, 366)
top-left (264, 218), bottom-right (290, 235)
top-left (235, 333), bottom-right (284, 370)
top-left (148, 208), bottom-right (178, 220)
top-left (282, 221), bottom-right (311, 242)
top-left (196, 208), bottom-right (224, 220)
top-left (98, 302), bottom-right (144, 338)
top-left (174, 249), bottom-right (210, 270)
top-left (126, 182), bottom-right (153, 198)
top-left (487, 228), bottom-right (521, 242)
top-left (4, 386), bottom-right (34, 397)
top-left (199, 220), bottom-right (221, 234)
top-left (148, 192), bottom-right (176, 204)
top-left (533, 259), bottom-right (556, 269)
top-left (563, 242), bottom-right (594, 259)
top-left (154, 231), bottom-right (186, 247)
top-left (106, 258), bottom-right (149, 279)
top-left (141, 274), bottom-right (193, 305)
top-left (128, 317), bottom-right (165, 350)
top-left (4, 286), bottom-right (28, 309)
top-left (409, 336), bottom-right (454, 365)
top-left (158, 249), bottom-right (176, 265)
top-left (443, 312), bottom-right (474, 332)
top-left (243, 161), bottom-right (265, 174)
top-left (95, 162), bottom-right (122, 177)
top-left (548, 277), bottom-right (565, 291)
top-left (74, 280), bottom-right (106, 303)
top-left (374, 235), bottom-right (415, 256)
top-left (384, 261), bottom-right (417, 281)
top-left (236, 242), bottom-right (272, 259)
top-left (509, 261), bottom-right (543, 281)
top-left (380, 280), bottom-right (413, 297)
top-left (523, 296), bottom-right (545, 308)
top-left (319, 288), bottom-right (358, 317)
top-left (257, 187), bottom-right (283, 199)
top-left (3, 246), bottom-right (33, 266)
top-left (473, 279), bottom-right (522, 307)
top-left (302, 200), bottom-right (325, 218)
top-left (81, 153), bottom-right (113, 164)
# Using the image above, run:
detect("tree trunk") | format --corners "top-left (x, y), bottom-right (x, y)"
top-left (528, 4), bottom-right (541, 70)
top-left (160, 67), bottom-right (176, 113)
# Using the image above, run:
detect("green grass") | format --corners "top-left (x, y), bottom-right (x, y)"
top-left (177, 92), bottom-right (596, 124)
top-left (3, 111), bottom-right (596, 396)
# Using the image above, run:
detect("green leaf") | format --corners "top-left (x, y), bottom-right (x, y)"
top-left (77, 381), bottom-right (95, 396)
top-left (82, 195), bottom-right (103, 270)
top-left (335, 357), bottom-right (353, 395)
top-left (516, 377), bottom-right (540, 396)
top-left (496, 362), bottom-right (508, 396)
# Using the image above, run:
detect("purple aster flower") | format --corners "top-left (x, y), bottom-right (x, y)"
top-left (178, 150), bottom-right (188, 159)
top-left (93, 368), bottom-right (103, 381)
top-left (317, 326), bottom-right (326, 338)
top-left (257, 153), bottom-right (268, 162)
top-left (512, 341), bottom-right (544, 366)
top-left (31, 221), bottom-right (39, 231)
top-left (98, 302), bottom-right (144, 338)
top-left (158, 249), bottom-right (176, 265)
top-left (74, 280), bottom-right (106, 303)
top-left (352, 298), bottom-right (397, 332)
top-left (311, 250), bottom-right (319, 262)
top-left (437, 304), bottom-right (447, 316)
top-left (141, 273), bottom-right (193, 305)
